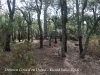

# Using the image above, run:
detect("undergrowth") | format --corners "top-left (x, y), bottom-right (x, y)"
top-left (0, 42), bottom-right (38, 75)
top-left (87, 35), bottom-right (100, 58)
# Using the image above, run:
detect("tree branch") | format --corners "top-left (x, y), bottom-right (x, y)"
top-left (7, 0), bottom-right (11, 13)
top-left (82, 0), bottom-right (88, 10)
top-left (12, 0), bottom-right (16, 15)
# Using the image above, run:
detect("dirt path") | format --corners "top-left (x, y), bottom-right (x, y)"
top-left (30, 40), bottom-right (100, 75)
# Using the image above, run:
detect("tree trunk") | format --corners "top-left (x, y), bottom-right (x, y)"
top-left (40, 33), bottom-right (43, 48)
top-left (60, 0), bottom-right (67, 57)
top-left (65, 33), bottom-right (67, 52)
top-left (12, 30), bottom-right (16, 42)
top-left (12, 28), bottom-right (14, 41)
top-left (5, 22), bottom-right (12, 51)
top-left (38, 14), bottom-right (43, 48)
top-left (54, 30), bottom-right (57, 44)
top-left (18, 31), bottom-right (21, 42)
top-left (12, 34), bottom-right (14, 42)
top-left (14, 32), bottom-right (16, 41)
top-left (49, 35), bottom-right (52, 46)
top-left (28, 24), bottom-right (30, 42)
top-left (79, 0), bottom-right (88, 56)
top-left (76, 0), bottom-right (83, 55)
top-left (79, 36), bottom-right (83, 55)
top-left (35, 0), bottom-right (43, 48)
top-left (54, 23), bottom-right (57, 44)
top-left (60, 35), bottom-right (62, 42)
top-left (5, 34), bottom-right (11, 51)
top-left (5, 0), bottom-right (16, 51)
top-left (81, 16), bottom-right (100, 58)
top-left (54, 37), bottom-right (57, 44)
top-left (61, 32), bottom-right (66, 57)
top-left (44, 4), bottom-right (48, 39)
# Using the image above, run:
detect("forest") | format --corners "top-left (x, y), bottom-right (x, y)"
top-left (0, 0), bottom-right (100, 75)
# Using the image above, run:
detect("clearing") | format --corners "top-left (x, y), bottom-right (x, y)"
top-left (30, 40), bottom-right (100, 75)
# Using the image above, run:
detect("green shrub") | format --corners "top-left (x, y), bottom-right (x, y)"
top-left (0, 42), bottom-right (37, 75)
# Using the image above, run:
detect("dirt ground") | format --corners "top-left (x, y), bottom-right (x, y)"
top-left (29, 40), bottom-right (100, 75)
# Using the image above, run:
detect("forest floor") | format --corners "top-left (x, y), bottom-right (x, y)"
top-left (0, 39), bottom-right (100, 75)
top-left (30, 39), bottom-right (100, 75)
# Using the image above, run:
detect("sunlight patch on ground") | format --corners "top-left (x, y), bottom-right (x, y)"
top-left (33, 40), bottom-right (39, 44)
top-left (64, 58), bottom-right (74, 68)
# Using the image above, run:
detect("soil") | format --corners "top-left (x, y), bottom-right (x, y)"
top-left (29, 40), bottom-right (100, 75)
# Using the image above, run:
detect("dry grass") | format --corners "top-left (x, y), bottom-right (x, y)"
top-left (87, 38), bottom-right (100, 57)
top-left (0, 42), bottom-right (38, 75)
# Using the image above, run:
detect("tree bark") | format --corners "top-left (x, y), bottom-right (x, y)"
top-left (5, 34), bottom-right (11, 51)
top-left (52, 17), bottom-right (58, 44)
top-left (54, 24), bottom-right (57, 44)
top-left (76, 0), bottom-right (83, 55)
top-left (79, 36), bottom-right (83, 55)
top-left (79, 0), bottom-right (88, 57)
top-left (38, 14), bottom-right (43, 48)
top-left (12, 29), bottom-right (16, 42)
top-left (44, 4), bottom-right (48, 39)
top-left (5, 0), bottom-right (16, 51)
top-left (35, 0), bottom-right (43, 48)
top-left (49, 35), bottom-right (52, 46)
top-left (81, 16), bottom-right (100, 58)
top-left (54, 37), bottom-right (57, 43)
top-left (28, 24), bottom-right (30, 42)
top-left (18, 31), bottom-right (21, 42)
top-left (60, 0), bottom-right (67, 57)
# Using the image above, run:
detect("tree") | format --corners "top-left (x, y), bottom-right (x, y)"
top-left (80, 0), bottom-right (100, 58)
top-left (43, 0), bottom-right (55, 39)
top-left (60, 0), bottom-right (67, 57)
top-left (76, 0), bottom-right (83, 55)
top-left (5, 0), bottom-right (16, 51)
top-left (81, 16), bottom-right (100, 58)
top-left (43, 0), bottom-right (49, 39)
top-left (76, 0), bottom-right (88, 55)
top-left (35, 0), bottom-right (43, 48)
top-left (0, 15), bottom-right (9, 50)
top-left (50, 1), bottom-right (61, 44)
top-left (19, 9), bottom-right (33, 42)
top-left (14, 12), bottom-right (25, 42)
top-left (51, 16), bottom-right (58, 44)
